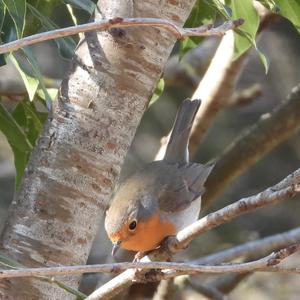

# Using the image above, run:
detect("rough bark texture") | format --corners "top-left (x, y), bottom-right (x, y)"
top-left (0, 1), bottom-right (196, 299)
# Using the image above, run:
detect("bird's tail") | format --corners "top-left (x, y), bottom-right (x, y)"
top-left (164, 99), bottom-right (201, 163)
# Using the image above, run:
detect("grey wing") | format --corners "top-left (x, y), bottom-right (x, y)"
top-left (158, 162), bottom-right (214, 213)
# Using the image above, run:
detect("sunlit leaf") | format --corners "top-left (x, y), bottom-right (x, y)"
top-left (0, 102), bottom-right (32, 152)
top-left (274, 0), bottom-right (300, 33)
top-left (227, 0), bottom-right (259, 57)
top-left (22, 46), bottom-right (53, 110)
top-left (211, 0), bottom-right (231, 19)
top-left (226, 0), bottom-right (268, 72)
top-left (37, 88), bottom-right (58, 102)
top-left (2, 0), bottom-right (26, 38)
top-left (9, 54), bottom-right (39, 101)
top-left (149, 78), bottom-right (164, 106)
top-left (27, 3), bottom-right (76, 59)
top-left (257, 0), bottom-right (280, 12)
top-left (61, 0), bottom-right (96, 15)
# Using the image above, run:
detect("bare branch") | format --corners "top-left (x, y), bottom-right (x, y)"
top-left (155, 11), bottom-right (274, 161)
top-left (187, 279), bottom-right (229, 300)
top-left (213, 273), bottom-right (250, 294)
top-left (155, 30), bottom-right (247, 160)
top-left (204, 83), bottom-right (300, 206)
top-left (0, 247), bottom-right (298, 280)
top-left (227, 84), bottom-right (262, 107)
top-left (0, 18), bottom-right (243, 55)
top-left (88, 244), bottom-right (299, 300)
top-left (194, 227), bottom-right (300, 265)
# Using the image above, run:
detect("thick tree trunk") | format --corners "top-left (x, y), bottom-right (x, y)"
top-left (0, 0), bottom-right (196, 299)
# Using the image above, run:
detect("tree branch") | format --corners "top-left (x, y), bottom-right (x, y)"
top-left (0, 18), bottom-right (243, 54)
top-left (86, 245), bottom-right (299, 300)
top-left (155, 10), bottom-right (274, 161)
top-left (204, 83), bottom-right (300, 206)
top-left (1, 245), bottom-right (298, 279)
top-left (226, 84), bottom-right (262, 107)
top-left (187, 279), bottom-right (229, 300)
top-left (194, 227), bottom-right (300, 265)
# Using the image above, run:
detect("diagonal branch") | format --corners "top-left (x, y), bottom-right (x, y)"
top-left (204, 83), bottom-right (300, 206)
top-left (0, 18), bottom-right (243, 54)
top-left (194, 227), bottom-right (300, 265)
top-left (155, 8), bottom-right (275, 161)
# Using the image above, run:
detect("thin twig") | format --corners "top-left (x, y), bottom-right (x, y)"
top-left (193, 227), bottom-right (300, 265)
top-left (0, 18), bottom-right (243, 54)
top-left (85, 245), bottom-right (299, 300)
top-left (1, 246), bottom-right (296, 280)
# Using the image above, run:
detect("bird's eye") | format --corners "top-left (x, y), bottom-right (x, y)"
top-left (128, 220), bottom-right (137, 231)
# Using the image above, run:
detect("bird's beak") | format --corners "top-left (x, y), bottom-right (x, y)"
top-left (111, 240), bottom-right (121, 256)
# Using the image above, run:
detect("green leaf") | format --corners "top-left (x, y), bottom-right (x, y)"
top-left (10, 99), bottom-right (48, 187)
top-left (149, 78), bottom-right (165, 106)
top-left (9, 54), bottom-right (39, 101)
top-left (0, 101), bottom-right (33, 152)
top-left (180, 0), bottom-right (216, 58)
top-left (2, 0), bottom-right (26, 38)
top-left (27, 3), bottom-right (76, 59)
top-left (13, 100), bottom-right (47, 145)
top-left (22, 46), bottom-right (53, 110)
top-left (37, 88), bottom-right (58, 101)
top-left (257, 0), bottom-right (280, 12)
top-left (11, 145), bottom-right (29, 188)
top-left (274, 0), bottom-right (300, 33)
top-left (61, 0), bottom-right (96, 15)
top-left (211, 0), bottom-right (232, 19)
top-left (1, 8), bottom-right (17, 43)
top-left (0, 1), bottom-right (5, 32)
top-left (227, 0), bottom-right (259, 57)
top-left (226, 0), bottom-right (269, 73)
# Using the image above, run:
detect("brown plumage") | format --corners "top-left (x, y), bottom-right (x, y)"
top-left (105, 99), bottom-right (214, 255)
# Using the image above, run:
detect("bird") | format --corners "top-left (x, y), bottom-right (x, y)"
top-left (105, 99), bottom-right (214, 257)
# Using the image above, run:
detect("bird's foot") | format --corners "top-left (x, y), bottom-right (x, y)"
top-left (133, 251), bottom-right (147, 262)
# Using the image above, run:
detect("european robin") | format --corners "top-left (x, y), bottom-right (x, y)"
top-left (105, 99), bottom-right (214, 256)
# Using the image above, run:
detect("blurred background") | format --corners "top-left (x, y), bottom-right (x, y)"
top-left (0, 10), bottom-right (299, 300)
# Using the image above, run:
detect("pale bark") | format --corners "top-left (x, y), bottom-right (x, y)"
top-left (0, 1), bottom-right (196, 299)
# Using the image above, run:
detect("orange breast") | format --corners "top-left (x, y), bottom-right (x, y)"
top-left (122, 211), bottom-right (176, 252)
